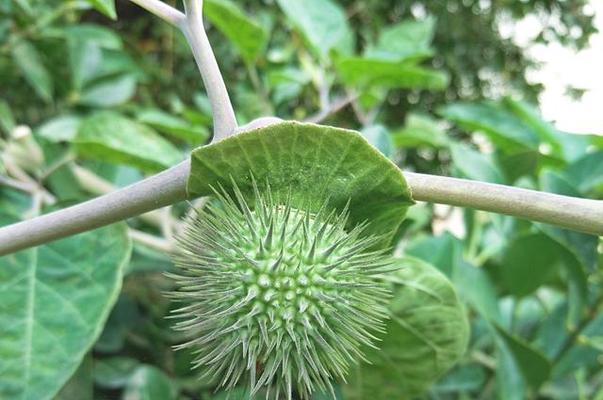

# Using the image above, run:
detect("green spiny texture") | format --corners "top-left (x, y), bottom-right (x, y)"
top-left (169, 184), bottom-right (395, 399)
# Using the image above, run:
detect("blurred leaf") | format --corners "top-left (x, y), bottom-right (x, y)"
top-left (439, 102), bottom-right (539, 152)
top-left (405, 232), bottom-right (462, 277)
top-left (85, 0), bottom-right (116, 19)
top-left (392, 113), bottom-right (449, 148)
top-left (205, 0), bottom-right (268, 64)
top-left (94, 294), bottom-right (141, 354)
top-left (432, 364), bottom-right (486, 393)
top-left (496, 150), bottom-right (538, 183)
top-left (361, 124), bottom-right (394, 158)
top-left (55, 355), bottom-right (93, 400)
top-left (136, 108), bottom-right (208, 143)
top-left (276, 0), bottom-right (353, 58)
top-left (36, 114), bottom-right (81, 143)
top-left (344, 258), bottom-right (469, 398)
top-left (499, 233), bottom-right (563, 297)
top-left (336, 57), bottom-right (449, 90)
top-left (61, 24), bottom-right (123, 50)
top-left (11, 40), bottom-right (53, 103)
top-left (0, 100), bottom-right (15, 134)
top-left (68, 39), bottom-right (102, 91)
top-left (553, 314), bottom-right (603, 378)
top-left (366, 17), bottom-right (436, 61)
top-left (453, 260), bottom-right (502, 324)
top-left (0, 215), bottom-right (130, 400)
top-left (495, 326), bottom-right (551, 389)
top-left (450, 142), bottom-right (504, 183)
top-left (94, 357), bottom-right (140, 389)
top-left (211, 388), bottom-right (251, 400)
top-left (78, 74), bottom-right (137, 107)
top-left (123, 365), bottom-right (177, 400)
top-left (564, 151), bottom-right (603, 195)
top-left (75, 111), bottom-right (183, 172)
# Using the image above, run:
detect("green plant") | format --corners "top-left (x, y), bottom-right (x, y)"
top-left (0, 1), bottom-right (602, 399)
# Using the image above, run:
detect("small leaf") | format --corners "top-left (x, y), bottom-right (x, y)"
top-left (366, 17), bottom-right (436, 61)
top-left (450, 142), bottom-right (505, 183)
top-left (344, 257), bottom-right (469, 398)
top-left (361, 124), bottom-right (394, 158)
top-left (204, 0), bottom-right (268, 64)
top-left (94, 357), bottom-right (140, 389)
top-left (11, 40), bottom-right (53, 102)
top-left (564, 151), bottom-right (603, 195)
top-left (392, 113), bottom-right (449, 148)
top-left (84, 0), bottom-right (116, 19)
top-left (36, 114), bottom-right (82, 143)
top-left (123, 366), bottom-right (177, 400)
top-left (75, 111), bottom-right (183, 172)
top-left (336, 57), bottom-right (448, 90)
top-left (276, 0), bottom-right (353, 58)
top-left (78, 74), bottom-right (137, 107)
top-left (136, 108), bottom-right (208, 143)
top-left (0, 215), bottom-right (131, 400)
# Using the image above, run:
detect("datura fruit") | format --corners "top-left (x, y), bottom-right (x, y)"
top-left (168, 121), bottom-right (469, 399)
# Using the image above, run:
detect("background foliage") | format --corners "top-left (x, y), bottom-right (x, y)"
top-left (0, 0), bottom-right (602, 399)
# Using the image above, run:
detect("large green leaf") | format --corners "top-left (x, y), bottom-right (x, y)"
top-left (187, 121), bottom-right (413, 245)
top-left (0, 216), bottom-right (131, 400)
top-left (205, 0), bottom-right (268, 64)
top-left (11, 40), bottom-right (53, 103)
top-left (343, 257), bottom-right (469, 398)
top-left (276, 0), bottom-right (353, 58)
top-left (450, 142), bottom-right (505, 183)
top-left (74, 111), bottom-right (183, 172)
top-left (336, 57), bottom-right (449, 90)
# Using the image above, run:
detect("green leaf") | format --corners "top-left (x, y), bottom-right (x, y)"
top-left (123, 366), bottom-right (177, 400)
top-left (188, 121), bottom-right (413, 245)
top-left (499, 233), bottom-right (564, 297)
top-left (61, 24), bottom-right (123, 50)
top-left (450, 142), bottom-right (505, 183)
top-left (0, 216), bottom-right (131, 400)
top-left (405, 232), bottom-right (462, 277)
top-left (392, 113), bottom-right (449, 148)
top-left (344, 257), bottom-right (469, 398)
top-left (494, 326), bottom-right (551, 389)
top-left (75, 111), bottom-right (183, 172)
top-left (136, 108), bottom-right (208, 143)
top-left (361, 124), bottom-right (394, 159)
top-left (0, 100), bottom-right (16, 135)
top-left (94, 357), bottom-right (140, 389)
top-left (11, 40), bottom-right (53, 102)
top-left (564, 151), bottom-right (603, 195)
top-left (366, 17), bottom-right (436, 61)
top-left (452, 260), bottom-right (502, 324)
top-left (276, 0), bottom-right (353, 58)
top-left (205, 0), bottom-right (268, 64)
top-left (36, 114), bottom-right (82, 143)
top-left (336, 57), bottom-right (449, 90)
top-left (432, 364), bottom-right (486, 393)
top-left (439, 102), bottom-right (540, 152)
top-left (55, 355), bottom-right (93, 400)
top-left (78, 74), bottom-right (137, 107)
top-left (84, 0), bottom-right (116, 19)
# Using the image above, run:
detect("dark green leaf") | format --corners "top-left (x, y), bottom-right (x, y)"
top-left (84, 0), bottom-right (116, 19)
top-left (123, 365), bottom-right (177, 400)
top-left (94, 357), bottom-right (140, 389)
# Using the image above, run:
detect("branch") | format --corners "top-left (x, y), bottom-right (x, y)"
top-left (129, 0), bottom-right (185, 27)
top-left (129, 0), bottom-right (237, 141)
top-left (1, 165), bottom-right (601, 256)
top-left (0, 161), bottom-right (189, 255)
top-left (404, 172), bottom-right (603, 236)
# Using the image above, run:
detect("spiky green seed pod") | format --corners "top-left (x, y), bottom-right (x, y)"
top-left (169, 184), bottom-right (396, 399)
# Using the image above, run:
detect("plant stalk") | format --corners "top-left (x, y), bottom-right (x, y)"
top-left (1, 167), bottom-right (601, 256)
top-left (129, 0), bottom-right (237, 141)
